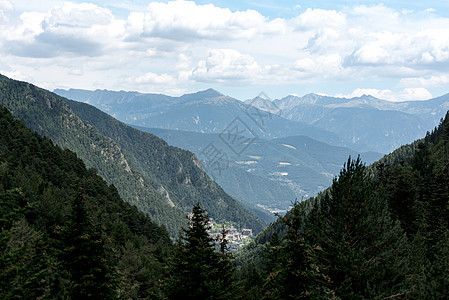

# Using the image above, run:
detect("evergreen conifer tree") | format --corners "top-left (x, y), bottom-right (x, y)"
top-left (167, 203), bottom-right (235, 299)
top-left (60, 188), bottom-right (115, 299)
top-left (306, 157), bottom-right (408, 299)
top-left (263, 203), bottom-right (329, 299)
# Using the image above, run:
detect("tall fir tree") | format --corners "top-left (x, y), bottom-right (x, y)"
top-left (263, 203), bottom-right (329, 299)
top-left (305, 157), bottom-right (408, 299)
top-left (58, 187), bottom-right (116, 299)
top-left (167, 203), bottom-right (235, 299)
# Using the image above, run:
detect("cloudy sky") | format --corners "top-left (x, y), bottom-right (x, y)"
top-left (1, 0), bottom-right (449, 101)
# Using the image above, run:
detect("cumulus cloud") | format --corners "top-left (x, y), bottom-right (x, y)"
top-left (191, 49), bottom-right (265, 83)
top-left (123, 71), bottom-right (188, 95)
top-left (141, 0), bottom-right (273, 41)
top-left (346, 30), bottom-right (449, 67)
top-left (293, 8), bottom-right (346, 31)
top-left (400, 75), bottom-right (449, 88)
top-left (133, 72), bottom-right (176, 85)
top-left (339, 87), bottom-right (433, 102)
top-left (293, 54), bottom-right (343, 77)
top-left (4, 2), bottom-right (125, 58)
top-left (0, 0), bottom-right (13, 23)
top-left (44, 2), bottom-right (113, 28)
top-left (350, 4), bottom-right (401, 30)
top-left (1, 1), bottom-right (449, 97)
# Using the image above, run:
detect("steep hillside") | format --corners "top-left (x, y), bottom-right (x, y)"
top-left (136, 127), bottom-right (382, 210)
top-left (0, 75), bottom-right (182, 232)
top-left (0, 74), bottom-right (265, 235)
top-left (238, 110), bottom-right (449, 298)
top-left (64, 97), bottom-right (265, 232)
top-left (0, 105), bottom-right (172, 298)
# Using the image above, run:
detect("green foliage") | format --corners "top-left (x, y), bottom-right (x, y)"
top-left (0, 74), bottom-right (265, 238)
top-left (0, 105), bottom-right (172, 298)
top-left (64, 98), bottom-right (266, 234)
top-left (262, 203), bottom-right (329, 299)
top-left (167, 203), bottom-right (236, 299)
top-left (245, 111), bottom-right (449, 298)
top-left (306, 157), bottom-right (408, 298)
top-left (3, 72), bottom-right (449, 298)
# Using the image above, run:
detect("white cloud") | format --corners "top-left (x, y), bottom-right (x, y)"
top-left (0, 68), bottom-right (34, 83)
top-left (0, 0), bottom-right (13, 22)
top-left (293, 8), bottom-right (346, 30)
top-left (1, 1), bottom-right (449, 97)
top-left (124, 12), bottom-right (144, 41)
top-left (400, 75), bottom-right (449, 88)
top-left (293, 58), bottom-right (315, 72)
top-left (44, 2), bottom-right (113, 28)
top-left (134, 72), bottom-right (176, 85)
top-left (3, 2), bottom-right (126, 58)
top-left (339, 88), bottom-right (432, 102)
top-left (350, 4), bottom-right (400, 29)
top-left (123, 71), bottom-right (188, 95)
top-left (347, 29), bottom-right (449, 67)
top-left (293, 54), bottom-right (343, 77)
top-left (141, 0), bottom-right (272, 41)
top-left (191, 49), bottom-right (265, 83)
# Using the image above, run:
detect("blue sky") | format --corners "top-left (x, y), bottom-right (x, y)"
top-left (2, 0), bottom-right (449, 101)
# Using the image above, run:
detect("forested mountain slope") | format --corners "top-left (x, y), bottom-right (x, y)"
top-left (236, 110), bottom-right (449, 298)
top-left (0, 74), bottom-right (265, 236)
top-left (140, 127), bottom-right (382, 210)
top-left (64, 98), bottom-right (265, 233)
top-left (0, 105), bottom-right (172, 298)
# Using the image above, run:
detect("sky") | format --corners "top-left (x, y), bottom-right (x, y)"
top-left (1, 0), bottom-right (449, 101)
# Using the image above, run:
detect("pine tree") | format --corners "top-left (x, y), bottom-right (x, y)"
top-left (262, 203), bottom-right (329, 299)
top-left (167, 203), bottom-right (235, 299)
top-left (59, 187), bottom-right (115, 299)
top-left (305, 157), bottom-right (408, 299)
top-left (0, 218), bottom-right (63, 299)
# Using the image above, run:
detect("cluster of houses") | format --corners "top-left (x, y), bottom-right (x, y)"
top-left (185, 212), bottom-right (253, 250)
top-left (209, 227), bottom-right (253, 241)
top-left (209, 227), bottom-right (253, 251)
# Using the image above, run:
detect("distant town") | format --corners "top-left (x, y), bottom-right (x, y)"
top-left (186, 212), bottom-right (253, 251)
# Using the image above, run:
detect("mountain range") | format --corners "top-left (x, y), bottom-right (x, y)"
top-left (54, 87), bottom-right (448, 212)
top-left (54, 88), bottom-right (344, 146)
top-left (0, 74), bottom-right (265, 236)
top-left (55, 88), bottom-right (448, 155)
top-left (259, 93), bottom-right (448, 153)
top-left (3, 73), bottom-right (449, 298)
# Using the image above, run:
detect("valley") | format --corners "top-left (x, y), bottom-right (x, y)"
top-left (56, 87), bottom-right (447, 215)
top-left (2, 73), bottom-right (449, 298)
top-left (3, 0), bottom-right (449, 297)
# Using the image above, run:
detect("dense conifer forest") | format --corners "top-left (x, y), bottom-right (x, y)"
top-left (0, 74), bottom-right (265, 237)
top-left (0, 105), bottom-right (171, 298)
top-left (2, 97), bottom-right (449, 297)
top-left (236, 112), bottom-right (449, 299)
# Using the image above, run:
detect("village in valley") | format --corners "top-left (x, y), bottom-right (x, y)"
top-left (186, 212), bottom-right (253, 251)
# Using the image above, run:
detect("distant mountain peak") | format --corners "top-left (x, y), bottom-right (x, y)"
top-left (182, 88), bottom-right (224, 100)
top-left (303, 93), bottom-right (322, 97)
top-left (358, 94), bottom-right (379, 100)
